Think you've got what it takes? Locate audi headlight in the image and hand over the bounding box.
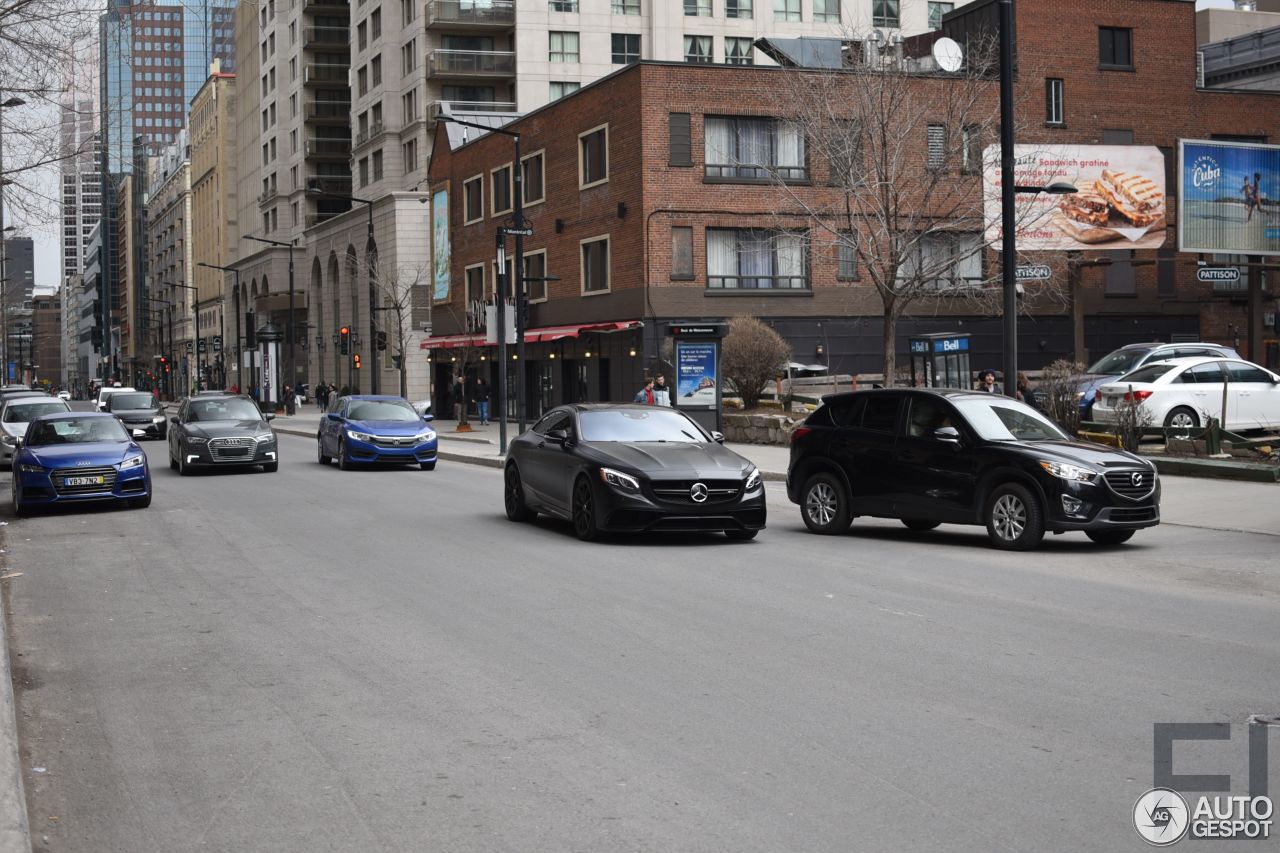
[745,467,761,491]
[254,433,275,443]
[18,464,44,474]
[185,435,208,444]
[599,466,640,492]
[346,429,374,443]
[1039,460,1098,482]
[119,454,146,470]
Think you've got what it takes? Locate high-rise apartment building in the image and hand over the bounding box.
[145,131,194,392]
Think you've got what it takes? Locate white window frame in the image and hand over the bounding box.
[579,234,611,295]
[462,174,484,224]
[578,123,610,189]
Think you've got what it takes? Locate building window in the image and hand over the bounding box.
[684,0,711,15]
[612,33,640,64]
[704,116,806,181]
[463,175,483,223]
[927,1,952,29]
[672,226,694,279]
[521,150,545,205]
[401,39,417,75]
[611,0,640,13]
[465,264,485,307]
[725,0,752,17]
[551,0,577,10]
[774,0,800,22]
[1103,250,1135,295]
[371,56,382,86]
[900,233,983,290]
[725,37,753,64]
[707,229,808,290]
[357,20,367,51]
[581,236,610,293]
[372,148,383,181]
[370,8,381,39]
[491,163,513,215]
[683,35,713,63]
[873,0,898,27]
[1045,78,1064,125]
[813,0,838,22]
[358,65,368,96]
[403,138,417,173]
[579,124,608,187]
[402,89,419,122]
[961,124,981,174]
[359,156,370,187]
[549,31,579,62]
[837,234,858,280]
[402,0,416,23]
[550,81,579,100]
[1099,26,1133,69]
[926,123,946,171]
[524,251,548,302]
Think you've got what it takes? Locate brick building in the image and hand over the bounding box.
[426,0,1280,414]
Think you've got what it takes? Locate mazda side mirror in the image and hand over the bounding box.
[934,426,962,443]
[710,431,725,444]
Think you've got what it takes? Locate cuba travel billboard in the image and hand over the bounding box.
[983,145,1168,251]
[1179,140,1280,257]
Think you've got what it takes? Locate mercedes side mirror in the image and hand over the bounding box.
[546,428,570,446]
[710,431,725,443]
[934,426,962,443]
[263,412,276,421]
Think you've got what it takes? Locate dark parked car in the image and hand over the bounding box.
[104,391,167,440]
[787,389,1160,551]
[11,412,151,515]
[167,394,278,474]
[503,404,766,541]
[317,395,438,470]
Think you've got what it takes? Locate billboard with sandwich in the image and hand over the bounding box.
[1178,139,1280,257]
[983,145,1167,251]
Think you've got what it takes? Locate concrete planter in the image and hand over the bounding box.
[723,412,797,446]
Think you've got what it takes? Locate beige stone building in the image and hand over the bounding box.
[146,131,196,394]
[191,64,238,388]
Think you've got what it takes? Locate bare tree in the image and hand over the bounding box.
[761,38,1064,382]
[1038,359,1085,435]
[372,260,432,399]
[722,315,791,411]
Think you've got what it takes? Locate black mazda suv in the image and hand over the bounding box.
[786,389,1159,550]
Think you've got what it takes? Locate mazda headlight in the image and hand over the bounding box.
[18,463,44,474]
[254,433,275,443]
[185,435,208,444]
[744,467,761,491]
[1039,460,1097,482]
[346,429,374,442]
[599,467,640,492]
[119,454,146,470]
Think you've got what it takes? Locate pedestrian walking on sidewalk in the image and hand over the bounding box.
[654,374,673,407]
[452,376,464,421]
[633,379,656,405]
[474,378,491,425]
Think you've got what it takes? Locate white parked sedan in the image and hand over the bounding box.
[1092,357,1280,433]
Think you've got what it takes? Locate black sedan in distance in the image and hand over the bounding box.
[103,390,167,440]
[504,404,766,541]
[787,388,1159,551]
[167,394,279,474]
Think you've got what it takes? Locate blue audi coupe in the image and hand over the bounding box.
[11,412,152,515]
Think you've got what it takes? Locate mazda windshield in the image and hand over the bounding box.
[953,398,1069,442]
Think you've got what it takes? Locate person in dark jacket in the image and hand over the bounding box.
[474,378,491,425]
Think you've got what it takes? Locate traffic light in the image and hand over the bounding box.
[375,330,387,351]
[352,353,362,370]
[340,326,350,355]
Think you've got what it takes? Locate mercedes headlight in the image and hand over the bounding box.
[1039,460,1097,482]
[119,454,146,470]
[599,466,640,492]
[346,429,374,442]
[254,433,275,443]
[744,467,761,491]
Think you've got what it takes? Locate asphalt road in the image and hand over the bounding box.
[3,432,1278,852]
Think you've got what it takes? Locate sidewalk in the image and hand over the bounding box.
[265,409,1279,536]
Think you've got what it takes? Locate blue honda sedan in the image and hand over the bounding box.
[11,412,151,515]
[317,395,438,470]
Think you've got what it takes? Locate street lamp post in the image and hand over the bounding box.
[142,297,173,398]
[436,108,528,432]
[243,235,296,410]
[198,262,240,390]
[306,187,379,394]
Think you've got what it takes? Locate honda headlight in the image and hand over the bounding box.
[415,430,435,442]
[744,467,761,491]
[346,429,374,442]
[119,454,146,470]
[1039,460,1098,482]
[599,466,640,492]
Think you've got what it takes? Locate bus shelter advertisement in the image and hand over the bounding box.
[983,145,1167,251]
[675,342,717,408]
[1179,139,1280,256]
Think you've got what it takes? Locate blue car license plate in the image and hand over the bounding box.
[64,475,105,486]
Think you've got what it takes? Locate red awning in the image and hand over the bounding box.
[421,320,641,350]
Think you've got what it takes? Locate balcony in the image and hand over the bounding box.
[305,137,352,158]
[426,0,515,28]
[427,49,515,78]
[257,186,279,207]
[302,0,348,11]
[304,63,349,86]
[304,100,352,123]
[428,99,517,119]
[354,120,389,147]
[303,26,350,49]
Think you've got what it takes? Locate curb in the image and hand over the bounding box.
[1149,456,1280,483]
[0,584,32,852]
